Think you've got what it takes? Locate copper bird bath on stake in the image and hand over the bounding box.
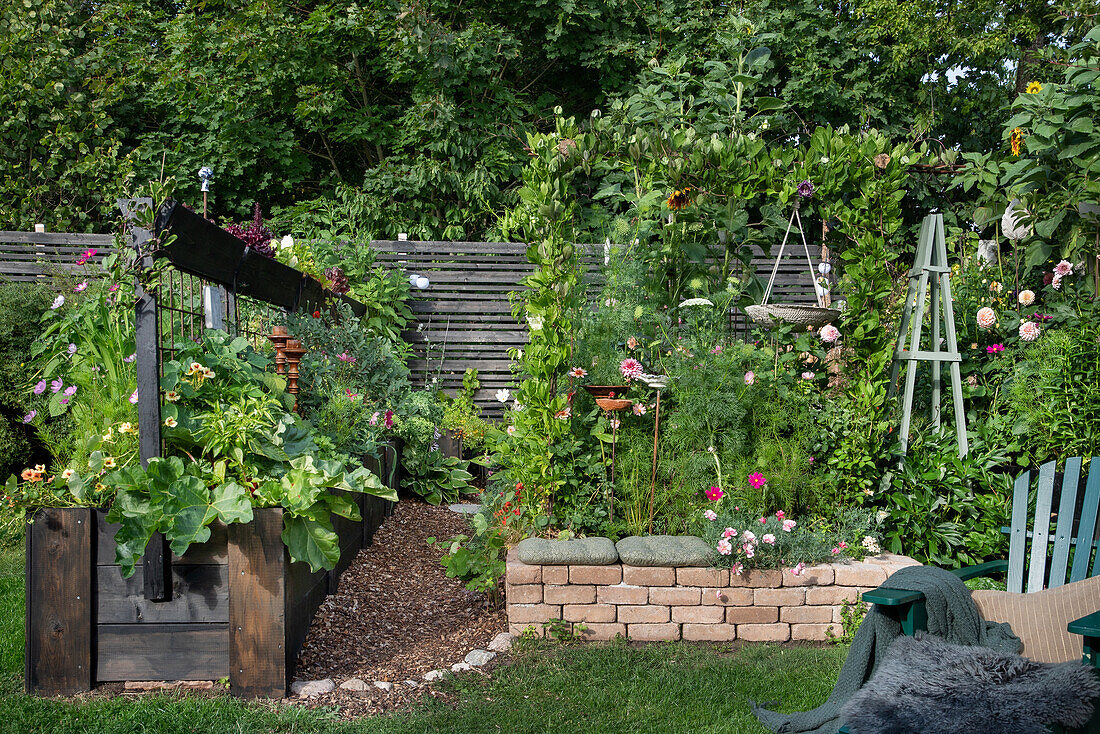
[639,374,669,535]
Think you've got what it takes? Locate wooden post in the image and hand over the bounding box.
[228,509,287,699]
[121,198,171,602]
[25,508,93,695]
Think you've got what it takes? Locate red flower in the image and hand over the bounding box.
[312,310,321,318]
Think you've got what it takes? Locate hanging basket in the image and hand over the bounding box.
[743,304,842,330]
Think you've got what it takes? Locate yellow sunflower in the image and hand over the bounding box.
[1010,127,1024,157]
[1026,81,1043,94]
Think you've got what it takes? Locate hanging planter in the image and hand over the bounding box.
[742,192,841,330]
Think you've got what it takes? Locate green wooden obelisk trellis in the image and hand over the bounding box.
[888,213,968,457]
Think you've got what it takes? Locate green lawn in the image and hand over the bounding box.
[0,547,843,733]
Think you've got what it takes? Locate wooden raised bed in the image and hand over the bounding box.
[26,456,395,699]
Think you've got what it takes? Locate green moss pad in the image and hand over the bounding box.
[516,537,619,565]
[616,535,712,567]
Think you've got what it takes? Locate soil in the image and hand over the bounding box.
[291,499,506,717]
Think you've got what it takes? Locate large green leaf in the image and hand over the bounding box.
[209,481,254,524]
[281,514,340,572]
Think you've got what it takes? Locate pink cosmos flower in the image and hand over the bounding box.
[744,371,755,385]
[51,295,64,310]
[609,418,620,430]
[60,398,69,405]
[1054,260,1073,278]
[620,358,643,380]
[632,402,646,416]
[705,486,724,501]
[775,510,785,520]
[717,539,733,555]
[748,472,767,489]
[722,527,736,539]
[63,385,77,397]
[506,425,516,435]
[109,283,119,292]
[1019,321,1041,342]
[801,371,815,380]
[50,379,63,393]
[74,282,88,293]
[782,519,797,532]
[711,345,723,355]
[762,533,776,545]
[129,389,139,404]
[703,509,717,521]
[790,562,806,576]
[569,367,587,378]
[986,344,1005,354]
[743,544,755,558]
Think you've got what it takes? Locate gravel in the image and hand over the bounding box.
[292,500,506,717]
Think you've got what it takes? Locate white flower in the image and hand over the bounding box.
[527,314,544,331]
[876,509,889,522]
[774,159,783,167]
[747,132,757,141]
[861,536,881,555]
[1018,290,1035,306]
[819,324,841,343]
[820,156,829,164]
[513,400,525,411]
[1019,321,1041,342]
[51,295,65,310]
[976,307,996,329]
[760,119,770,130]
[678,298,713,308]
[703,509,717,521]
[280,234,294,249]
[1054,260,1073,278]
[495,389,511,404]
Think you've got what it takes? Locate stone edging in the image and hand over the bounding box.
[505,550,921,642]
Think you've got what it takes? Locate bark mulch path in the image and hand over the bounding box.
[292,499,506,717]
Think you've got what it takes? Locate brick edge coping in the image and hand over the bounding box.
[505,550,921,642]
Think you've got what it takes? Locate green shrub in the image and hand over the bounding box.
[0,282,53,478]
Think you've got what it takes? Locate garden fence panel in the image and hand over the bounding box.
[0,231,116,281]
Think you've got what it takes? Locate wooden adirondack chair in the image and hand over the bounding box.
[838,457,1100,734]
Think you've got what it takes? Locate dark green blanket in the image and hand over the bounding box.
[750,565,1021,734]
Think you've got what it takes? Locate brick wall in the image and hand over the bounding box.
[506,551,920,642]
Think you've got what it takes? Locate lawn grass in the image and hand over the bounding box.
[0,546,844,733]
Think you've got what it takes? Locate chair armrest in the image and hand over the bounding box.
[1068,610,1100,669]
[951,559,1008,581]
[861,587,927,635]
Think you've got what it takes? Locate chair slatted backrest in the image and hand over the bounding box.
[1007,458,1100,594]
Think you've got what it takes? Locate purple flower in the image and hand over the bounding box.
[129,389,139,404]
[51,295,65,310]
[64,385,77,397]
[32,380,47,395]
[123,353,136,363]
[797,179,815,199]
[67,343,77,355]
[22,411,36,424]
[50,378,63,393]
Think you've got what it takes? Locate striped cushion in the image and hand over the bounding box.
[972,575,1100,663]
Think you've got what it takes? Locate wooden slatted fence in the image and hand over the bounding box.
[0,231,116,281]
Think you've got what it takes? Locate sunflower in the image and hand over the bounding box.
[1026,81,1043,94]
[667,187,692,211]
[1010,127,1024,157]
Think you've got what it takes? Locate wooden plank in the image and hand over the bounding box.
[96,624,228,681]
[283,561,327,674]
[25,508,93,695]
[1007,469,1031,593]
[0,231,114,245]
[1049,457,1083,588]
[229,508,287,699]
[1074,459,1100,582]
[97,564,228,623]
[1027,461,1057,593]
[97,512,228,565]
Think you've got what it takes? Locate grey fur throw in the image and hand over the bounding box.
[840,633,1100,734]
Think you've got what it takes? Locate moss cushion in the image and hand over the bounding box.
[515,536,619,565]
[616,535,712,567]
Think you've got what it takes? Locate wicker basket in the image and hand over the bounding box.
[743,304,841,329]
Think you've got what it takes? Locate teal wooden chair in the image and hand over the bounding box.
[839,457,1100,734]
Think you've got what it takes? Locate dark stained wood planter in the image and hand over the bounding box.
[25,456,396,699]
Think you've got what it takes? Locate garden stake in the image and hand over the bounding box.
[647,388,661,535]
[610,415,617,523]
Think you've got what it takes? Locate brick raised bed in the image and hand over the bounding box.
[506,550,920,642]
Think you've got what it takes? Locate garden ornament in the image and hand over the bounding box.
[1002,199,1032,241]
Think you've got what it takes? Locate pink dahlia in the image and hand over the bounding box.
[620,358,643,380]
[976,307,996,329]
[1054,260,1073,278]
[1019,321,1041,342]
[819,324,840,343]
